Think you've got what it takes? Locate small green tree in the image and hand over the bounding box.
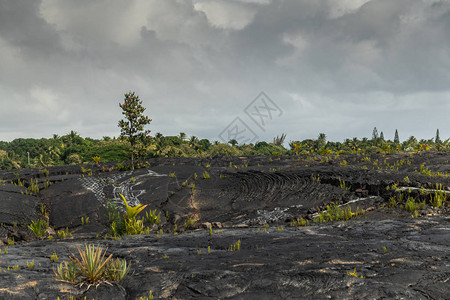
[189,136,199,148]
[118,92,151,170]
[435,129,441,144]
[394,129,400,144]
[372,127,379,140]
[178,132,187,141]
[228,139,238,147]
[316,133,326,150]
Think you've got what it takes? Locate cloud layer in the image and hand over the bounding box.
[1,0,450,143]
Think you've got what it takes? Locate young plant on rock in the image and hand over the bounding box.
[121,194,147,219]
[54,261,79,283]
[120,193,148,235]
[27,260,35,269]
[57,227,72,239]
[430,184,446,207]
[28,219,48,238]
[145,209,161,225]
[50,253,59,262]
[184,216,197,229]
[347,268,364,278]
[139,291,154,300]
[313,203,364,223]
[338,178,351,190]
[92,155,101,166]
[28,178,39,194]
[404,196,424,213]
[228,240,241,252]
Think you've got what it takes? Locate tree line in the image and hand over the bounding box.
[0,92,447,170]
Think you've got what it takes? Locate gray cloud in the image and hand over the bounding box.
[1,0,449,143]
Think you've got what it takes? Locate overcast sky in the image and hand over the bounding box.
[1,0,450,144]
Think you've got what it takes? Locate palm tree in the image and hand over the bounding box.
[189,136,199,148]
[228,139,238,146]
[317,133,326,150]
[273,133,286,146]
[154,132,164,141]
[178,132,187,141]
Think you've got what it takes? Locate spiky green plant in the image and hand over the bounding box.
[106,257,130,282]
[54,261,79,282]
[69,244,114,284]
[54,244,129,284]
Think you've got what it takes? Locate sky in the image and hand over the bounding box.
[1,0,450,144]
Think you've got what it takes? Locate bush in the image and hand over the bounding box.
[208,144,243,156]
[0,156,13,170]
[253,142,287,156]
[67,154,82,165]
[85,144,129,162]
